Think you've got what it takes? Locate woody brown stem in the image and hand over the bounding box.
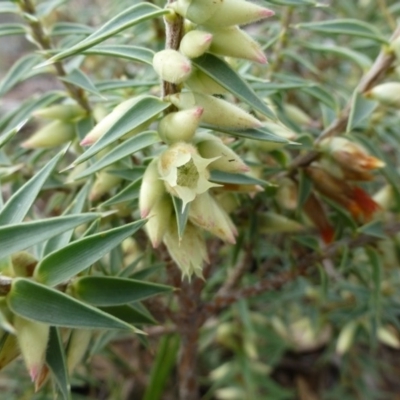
[18,0,91,113]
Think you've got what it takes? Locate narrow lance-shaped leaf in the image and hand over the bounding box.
[0,54,43,97]
[347,92,378,132]
[0,214,99,259]
[172,196,189,239]
[43,3,168,64]
[0,23,26,37]
[74,131,159,179]
[209,170,270,186]
[59,68,104,98]
[296,19,388,43]
[42,182,91,256]
[0,146,68,226]
[34,219,147,286]
[72,276,172,306]
[46,327,71,400]
[83,45,154,65]
[72,96,169,165]
[101,178,142,207]
[192,53,275,119]
[8,278,143,332]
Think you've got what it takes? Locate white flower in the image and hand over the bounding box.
[158,142,220,210]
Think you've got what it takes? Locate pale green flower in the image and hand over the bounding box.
[158,142,220,210]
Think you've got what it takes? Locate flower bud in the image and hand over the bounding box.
[283,103,312,126]
[158,142,220,211]
[139,158,167,218]
[21,120,75,149]
[377,326,400,349]
[167,91,262,130]
[172,0,274,27]
[179,30,213,59]
[258,212,304,233]
[336,321,357,355]
[305,166,380,221]
[208,26,266,64]
[66,329,92,374]
[158,107,203,143]
[303,192,334,244]
[276,179,297,210]
[14,316,49,381]
[319,137,385,175]
[11,251,37,277]
[146,195,173,248]
[366,82,400,107]
[153,49,192,84]
[185,69,228,95]
[163,221,208,279]
[89,170,122,201]
[373,184,394,210]
[33,103,86,121]
[195,132,249,173]
[80,97,142,146]
[189,192,237,243]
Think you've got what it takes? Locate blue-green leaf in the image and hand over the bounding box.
[84,45,154,65]
[34,219,147,286]
[192,53,275,119]
[43,3,168,63]
[8,278,141,331]
[0,214,99,259]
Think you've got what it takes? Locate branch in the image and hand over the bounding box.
[285,26,400,173]
[201,220,400,320]
[19,0,91,113]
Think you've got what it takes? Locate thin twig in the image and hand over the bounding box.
[18,0,91,113]
[283,26,400,175]
[201,220,400,320]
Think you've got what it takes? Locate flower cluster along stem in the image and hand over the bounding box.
[18,0,91,113]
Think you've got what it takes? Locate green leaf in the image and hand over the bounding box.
[72,96,169,165]
[42,183,90,256]
[46,327,70,400]
[96,79,158,92]
[0,119,28,149]
[0,3,19,14]
[204,125,290,144]
[84,45,154,65]
[1,91,65,135]
[100,304,156,325]
[60,68,103,98]
[0,146,67,225]
[101,178,142,206]
[209,170,270,186]
[72,276,171,306]
[0,54,43,97]
[143,335,180,400]
[0,23,25,37]
[44,3,168,63]
[74,131,159,179]
[0,214,99,259]
[192,53,275,119]
[358,220,387,239]
[34,219,147,286]
[304,42,372,70]
[8,278,141,331]
[51,22,93,36]
[172,196,189,239]
[347,92,378,132]
[296,19,388,43]
[297,169,313,211]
